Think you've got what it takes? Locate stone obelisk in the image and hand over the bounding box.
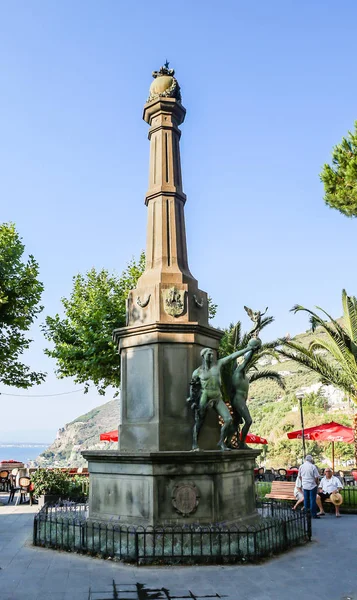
[113,64,222,452]
[83,66,259,527]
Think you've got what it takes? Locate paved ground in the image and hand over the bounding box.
[0,495,356,600]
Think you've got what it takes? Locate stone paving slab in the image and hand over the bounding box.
[1,496,357,600]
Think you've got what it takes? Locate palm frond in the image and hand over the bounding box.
[313,305,351,345]
[292,301,357,362]
[342,289,351,338]
[240,332,252,349]
[309,315,320,332]
[290,304,305,314]
[308,338,356,379]
[218,313,280,403]
[279,343,357,399]
[233,321,241,351]
[259,338,281,351]
[248,369,285,389]
[259,315,274,330]
[343,289,357,346]
[292,303,342,338]
[314,312,357,365]
[283,292,357,428]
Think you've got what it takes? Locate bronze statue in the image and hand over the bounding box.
[227,337,262,448]
[187,339,260,451]
[244,306,268,338]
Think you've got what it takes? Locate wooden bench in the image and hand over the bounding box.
[265,481,296,501]
[265,481,334,504]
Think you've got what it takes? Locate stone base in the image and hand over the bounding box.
[82,449,260,527]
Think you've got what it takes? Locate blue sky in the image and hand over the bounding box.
[1,0,356,442]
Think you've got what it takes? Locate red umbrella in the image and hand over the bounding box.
[244,433,268,445]
[100,430,118,442]
[100,429,268,445]
[287,421,353,470]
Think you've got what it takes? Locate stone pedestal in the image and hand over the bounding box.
[82,449,260,527]
[114,322,223,452]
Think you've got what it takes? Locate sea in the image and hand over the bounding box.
[0,444,49,465]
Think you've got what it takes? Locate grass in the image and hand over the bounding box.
[255,482,272,500]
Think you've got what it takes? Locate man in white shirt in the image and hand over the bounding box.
[316,468,343,517]
[298,454,320,519]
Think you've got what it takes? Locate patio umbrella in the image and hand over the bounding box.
[99,430,118,442]
[99,429,268,445]
[244,433,268,444]
[286,421,353,471]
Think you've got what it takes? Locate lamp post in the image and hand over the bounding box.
[296,391,306,460]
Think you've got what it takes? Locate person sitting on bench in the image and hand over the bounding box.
[316,468,343,517]
[292,474,304,511]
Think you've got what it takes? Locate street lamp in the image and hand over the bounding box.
[296,391,306,460]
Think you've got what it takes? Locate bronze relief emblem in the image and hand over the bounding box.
[162,287,185,317]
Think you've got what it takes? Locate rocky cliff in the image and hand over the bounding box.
[36,399,119,468]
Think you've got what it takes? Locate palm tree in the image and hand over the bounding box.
[278,289,357,463]
[218,315,285,446]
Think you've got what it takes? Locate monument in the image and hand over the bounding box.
[83,64,260,527]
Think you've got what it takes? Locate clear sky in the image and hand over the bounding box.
[1,0,356,443]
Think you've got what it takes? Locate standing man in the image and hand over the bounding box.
[316,468,343,517]
[298,454,320,519]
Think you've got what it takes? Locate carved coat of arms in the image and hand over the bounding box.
[172,482,200,516]
[162,287,185,317]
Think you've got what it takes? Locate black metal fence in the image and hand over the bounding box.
[33,501,311,565]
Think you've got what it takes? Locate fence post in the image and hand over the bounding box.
[135,531,139,565]
[281,520,287,550]
[33,516,38,546]
[253,530,257,561]
[81,522,85,550]
[306,512,312,541]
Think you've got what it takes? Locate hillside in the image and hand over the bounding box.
[37,323,355,469]
[36,400,119,468]
[248,323,354,466]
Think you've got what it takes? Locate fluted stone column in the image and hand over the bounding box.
[114,66,223,452]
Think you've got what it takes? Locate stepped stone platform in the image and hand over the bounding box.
[82,448,260,526]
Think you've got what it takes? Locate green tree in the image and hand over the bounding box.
[43,252,146,396]
[320,121,357,217]
[43,253,217,395]
[278,290,357,462]
[0,223,45,387]
[218,316,285,446]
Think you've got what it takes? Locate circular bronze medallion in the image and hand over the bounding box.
[172,482,199,517]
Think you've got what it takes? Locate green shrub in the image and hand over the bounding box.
[31,469,88,500]
[31,469,71,496]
